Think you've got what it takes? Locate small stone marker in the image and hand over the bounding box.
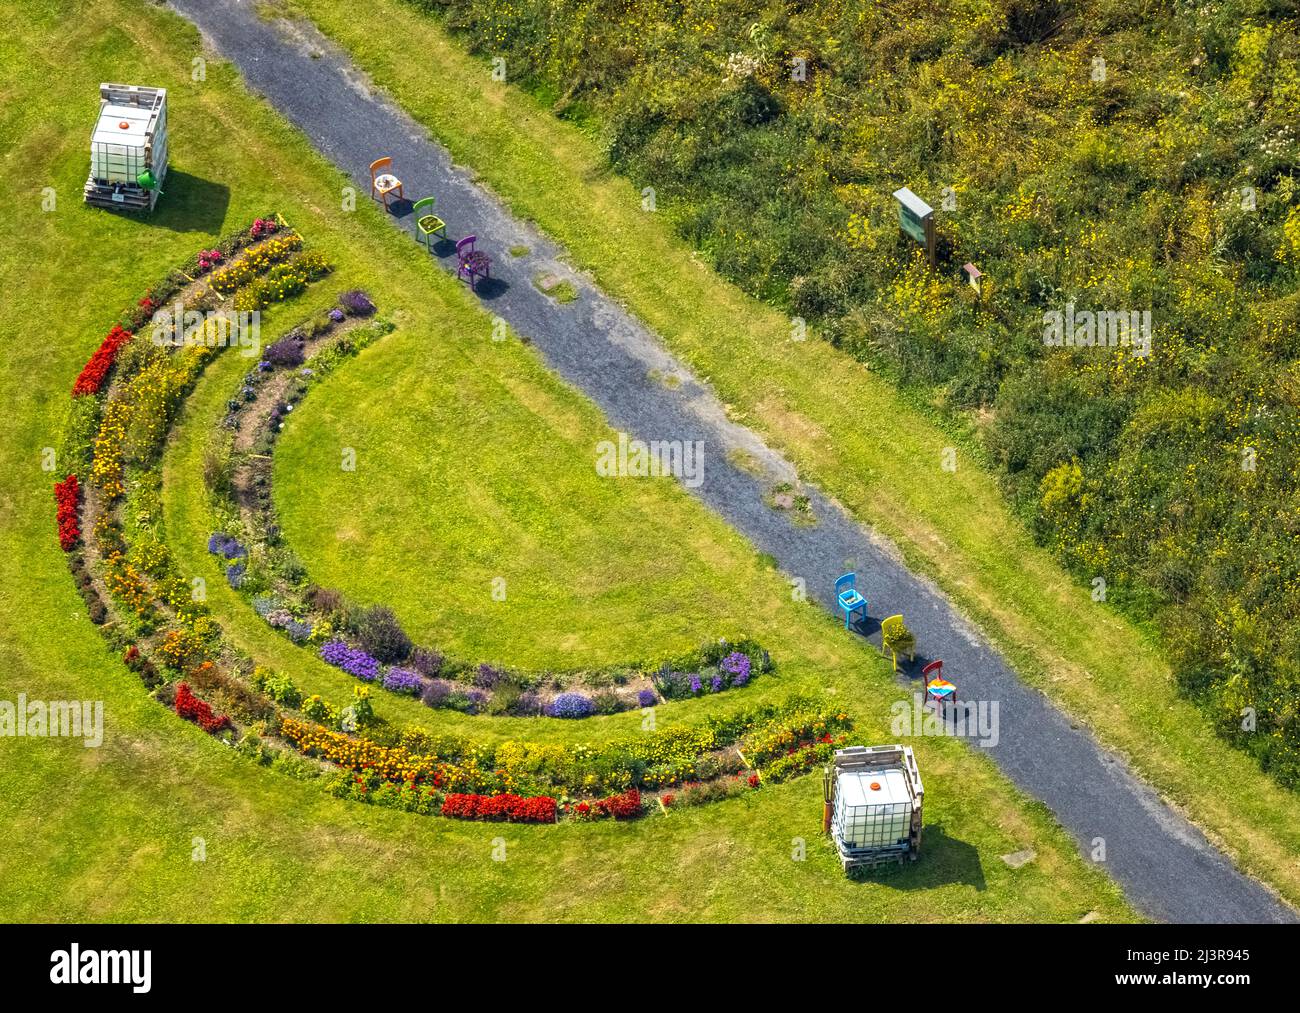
[1000,848,1037,869]
[536,272,564,293]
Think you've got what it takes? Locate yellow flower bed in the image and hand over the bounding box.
[104,551,152,617]
[210,233,303,295]
[281,716,441,784]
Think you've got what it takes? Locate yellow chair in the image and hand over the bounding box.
[880,615,916,671]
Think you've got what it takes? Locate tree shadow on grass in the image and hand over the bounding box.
[86,169,231,234]
[839,822,986,892]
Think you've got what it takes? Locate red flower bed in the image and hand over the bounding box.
[71,325,133,397]
[440,793,557,823]
[594,788,643,820]
[174,681,230,734]
[53,474,80,550]
[250,217,280,239]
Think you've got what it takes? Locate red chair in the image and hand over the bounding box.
[922,660,956,708]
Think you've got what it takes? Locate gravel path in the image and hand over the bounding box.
[169,0,1294,923]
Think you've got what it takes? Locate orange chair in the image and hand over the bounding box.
[369,157,404,209]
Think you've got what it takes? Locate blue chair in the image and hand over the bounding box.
[835,573,868,630]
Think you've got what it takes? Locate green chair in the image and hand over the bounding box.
[412,197,447,249]
[880,614,916,672]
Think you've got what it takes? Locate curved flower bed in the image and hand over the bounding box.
[202,324,773,718]
[279,695,848,810]
[71,324,133,397]
[174,681,230,734]
[441,793,558,823]
[54,474,81,550]
[54,221,855,828]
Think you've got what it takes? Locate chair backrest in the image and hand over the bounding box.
[881,614,906,641]
[369,157,392,178]
[412,197,435,213]
[921,660,943,678]
[456,235,476,255]
[834,573,856,596]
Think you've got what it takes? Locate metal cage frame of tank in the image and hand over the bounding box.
[823,744,924,872]
[84,83,168,212]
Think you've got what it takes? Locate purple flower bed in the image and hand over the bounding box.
[383,667,424,695]
[637,688,658,707]
[319,639,381,681]
[653,651,757,701]
[410,647,444,678]
[339,289,376,317]
[421,679,452,708]
[474,663,505,690]
[264,336,305,368]
[208,532,247,559]
[720,651,751,686]
[546,692,596,719]
[515,690,544,716]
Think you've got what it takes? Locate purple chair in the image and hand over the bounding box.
[456,235,491,291]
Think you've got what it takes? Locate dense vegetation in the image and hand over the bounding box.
[411,0,1300,785]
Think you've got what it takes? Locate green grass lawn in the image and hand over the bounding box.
[0,0,1135,921]
[269,301,793,671]
[283,0,1300,907]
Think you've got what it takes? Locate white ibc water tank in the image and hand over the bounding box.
[833,768,913,848]
[88,85,167,185]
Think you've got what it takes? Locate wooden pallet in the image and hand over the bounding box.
[100,82,165,110]
[83,176,158,211]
